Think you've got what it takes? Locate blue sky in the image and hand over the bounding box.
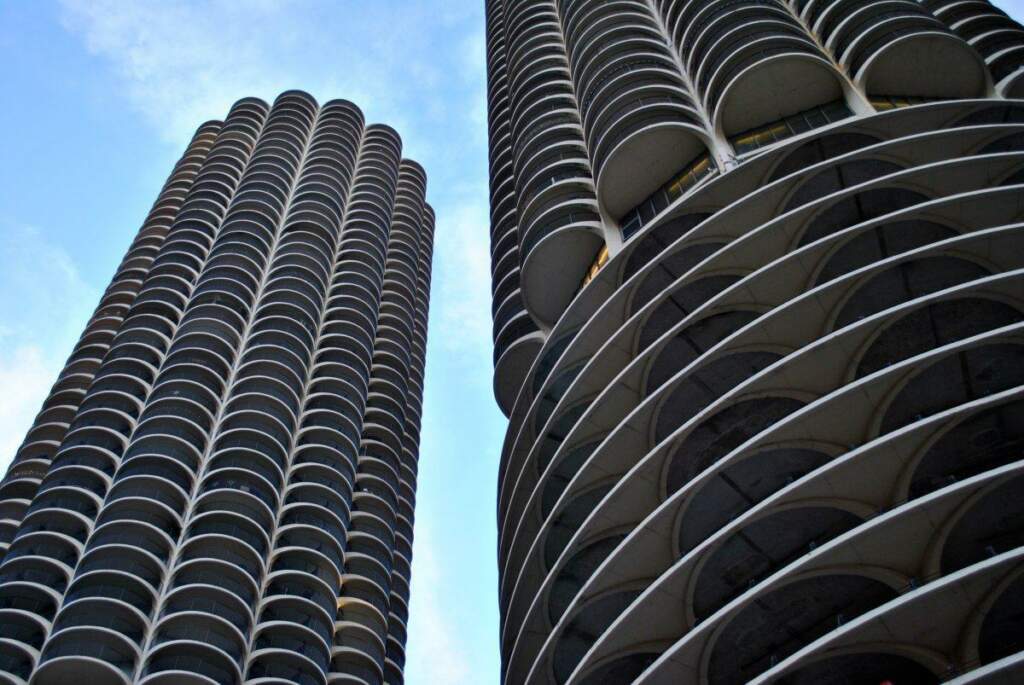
[6,1,1024,683]
[0,1,500,682]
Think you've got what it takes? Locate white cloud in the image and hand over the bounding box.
[0,347,59,462]
[57,0,467,157]
[433,196,494,357]
[405,517,472,683]
[0,223,97,474]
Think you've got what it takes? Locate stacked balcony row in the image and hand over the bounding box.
[502,0,604,334]
[488,0,546,416]
[385,201,434,685]
[0,121,222,562]
[0,91,434,685]
[0,92,272,685]
[485,0,1024,418]
[339,160,432,685]
[494,99,1024,683]
[924,0,1024,96]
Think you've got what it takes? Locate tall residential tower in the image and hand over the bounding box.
[0,91,433,685]
[487,0,1024,683]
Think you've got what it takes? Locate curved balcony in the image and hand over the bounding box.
[495,327,547,417]
[255,599,333,661]
[170,558,258,606]
[558,0,706,218]
[638,546,1024,683]
[77,543,163,590]
[711,48,845,138]
[485,94,1024,679]
[177,534,264,583]
[140,640,234,685]
[823,1,988,97]
[53,597,146,644]
[329,644,382,685]
[519,200,603,329]
[925,0,1024,96]
[501,181,1024,651]
[34,626,136,685]
[497,101,1012,516]
[248,644,327,685]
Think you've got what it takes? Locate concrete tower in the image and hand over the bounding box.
[0,91,433,685]
[487,0,1024,682]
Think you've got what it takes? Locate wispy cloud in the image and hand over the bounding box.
[0,223,98,471]
[58,0,473,157]
[435,195,494,358]
[406,517,473,683]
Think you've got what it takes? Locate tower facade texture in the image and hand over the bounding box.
[0,91,434,685]
[487,0,1024,683]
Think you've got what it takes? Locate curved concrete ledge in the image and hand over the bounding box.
[499,215,1024,679]
[857,32,989,98]
[1000,70,1024,99]
[714,53,844,137]
[947,650,1024,684]
[497,100,1016,514]
[560,407,1024,683]
[596,122,708,220]
[33,655,132,685]
[521,224,605,330]
[490,71,1024,678]
[736,550,1024,685]
[500,164,1024,595]
[514,275,1024,683]
[495,331,546,417]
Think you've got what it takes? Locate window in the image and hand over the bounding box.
[729,99,853,155]
[870,95,940,111]
[620,152,715,240]
[579,245,609,291]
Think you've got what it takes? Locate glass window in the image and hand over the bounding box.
[728,99,854,156]
[619,152,716,240]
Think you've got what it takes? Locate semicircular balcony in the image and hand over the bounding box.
[177,534,264,585]
[329,644,383,685]
[34,626,136,685]
[924,0,1024,96]
[495,312,546,417]
[139,640,235,685]
[518,190,603,330]
[823,0,988,97]
[52,596,146,647]
[563,2,708,223]
[707,36,844,139]
[499,158,1019,589]
[0,629,38,684]
[491,106,1024,671]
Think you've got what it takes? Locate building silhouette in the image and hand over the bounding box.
[487,0,1024,683]
[0,91,433,685]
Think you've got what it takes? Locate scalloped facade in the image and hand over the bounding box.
[487,1,1024,683]
[0,91,434,685]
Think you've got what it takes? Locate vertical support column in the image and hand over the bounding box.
[229,98,368,685]
[270,124,402,685]
[113,90,322,683]
[487,0,546,416]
